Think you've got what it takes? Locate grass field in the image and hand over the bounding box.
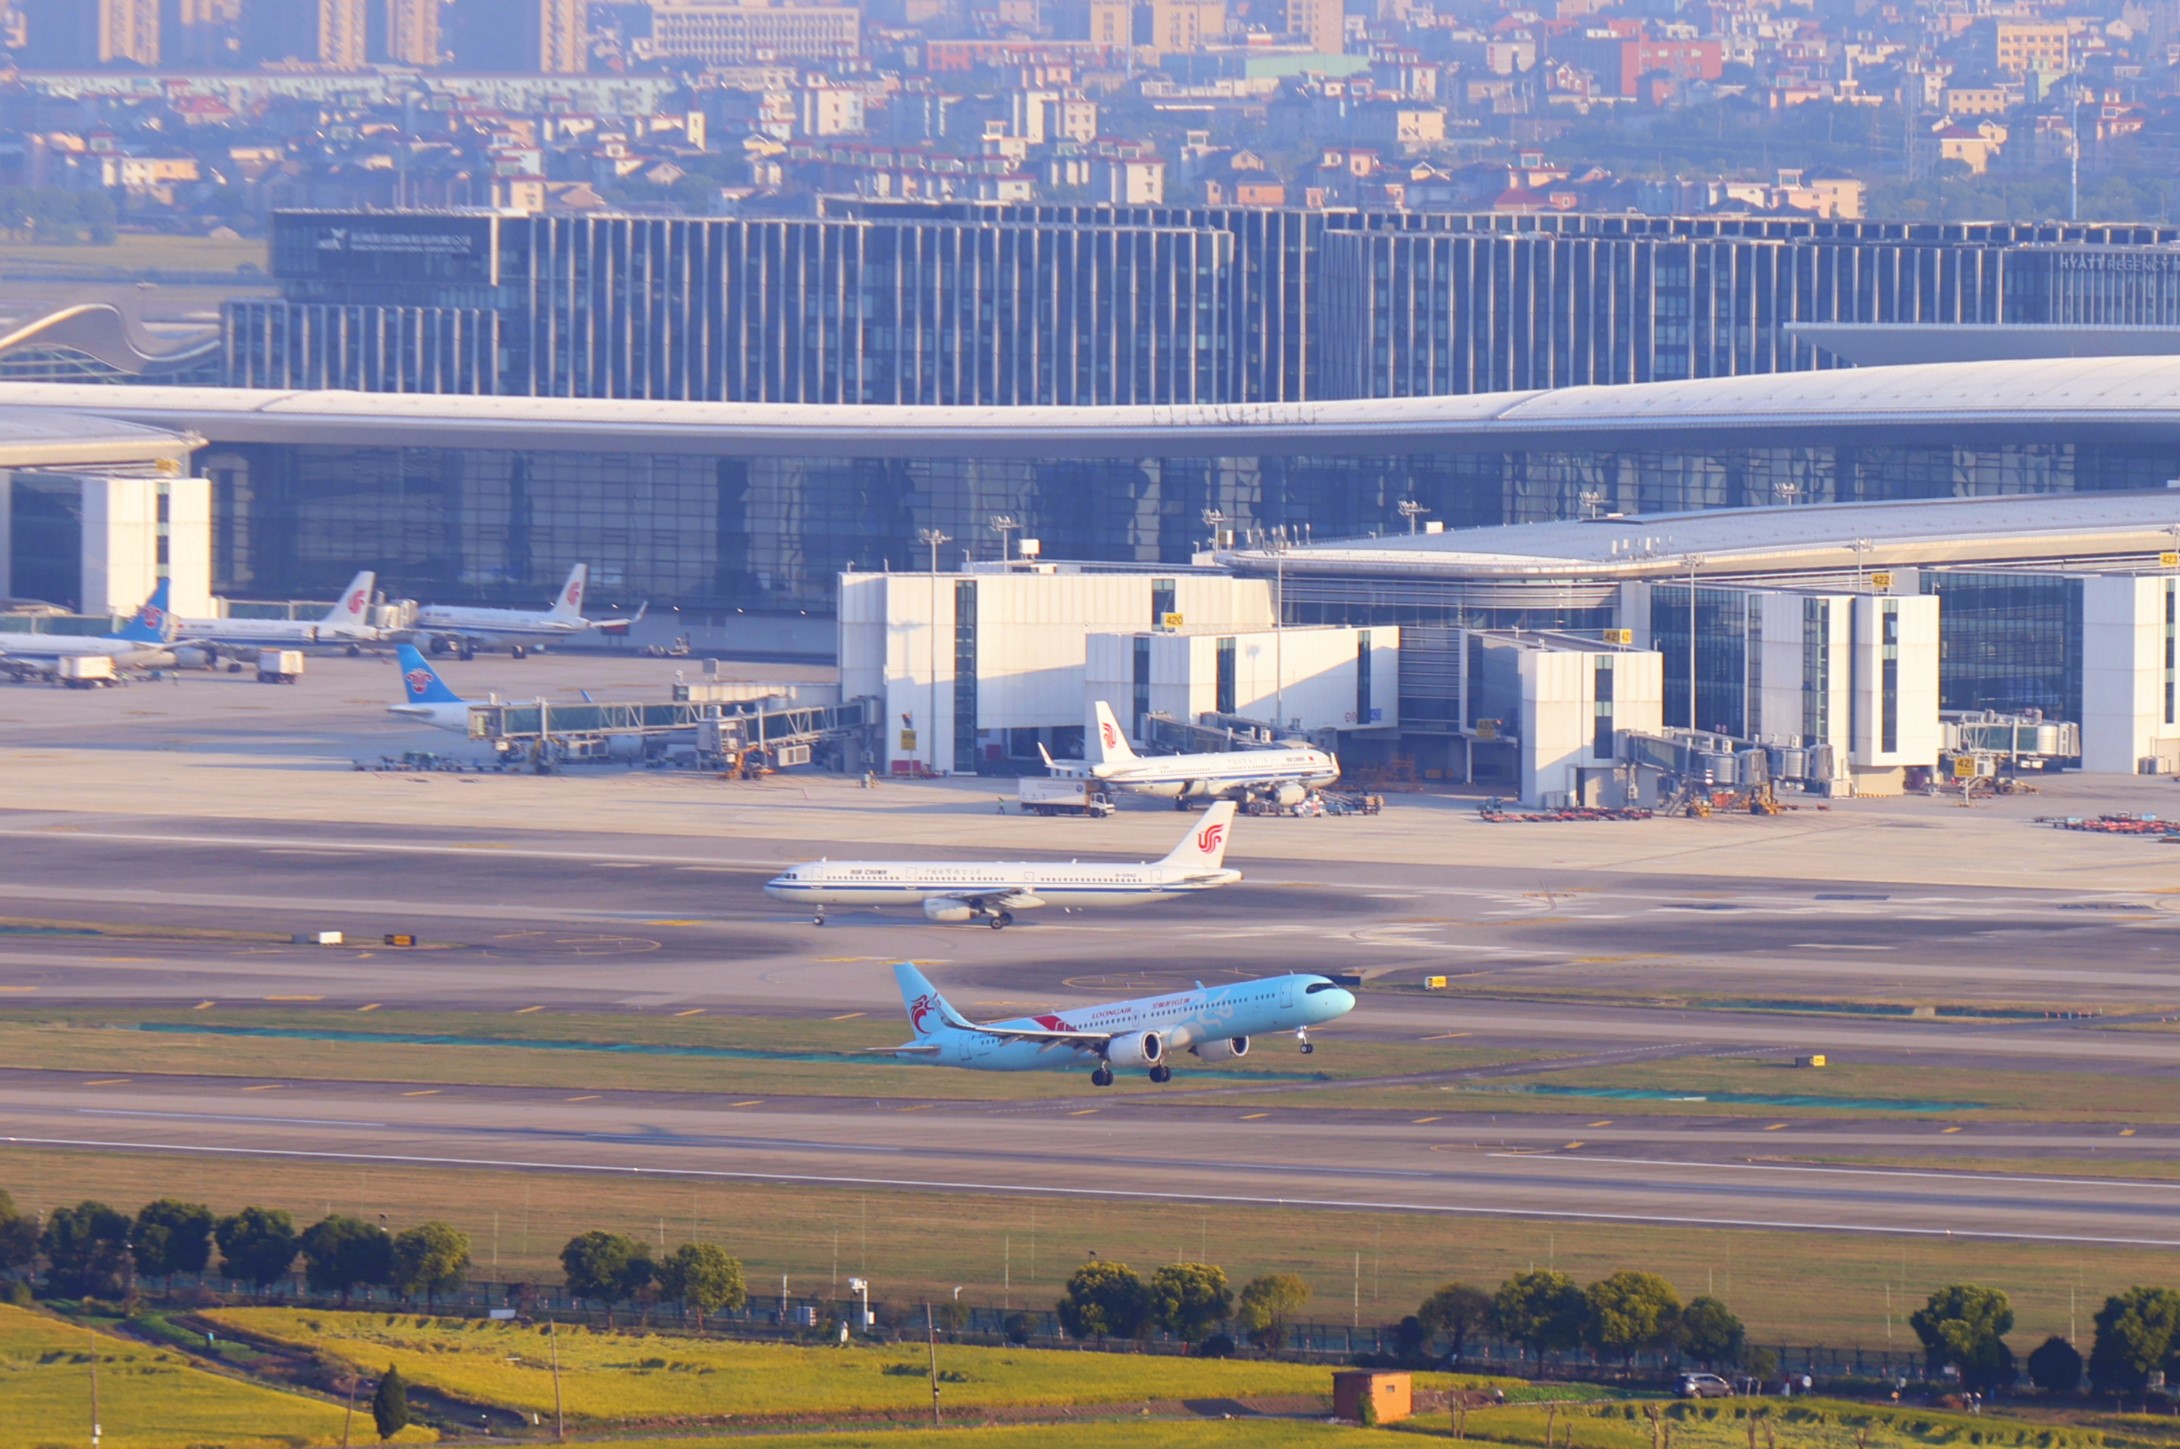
[0,233,266,275]
[0,1304,430,1449]
[4,1143,2170,1347]
[1387,1399,2144,1449]
[581,1428,1413,1449]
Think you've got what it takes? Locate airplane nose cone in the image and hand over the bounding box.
[1324,988,1358,1018]
[763,875,794,898]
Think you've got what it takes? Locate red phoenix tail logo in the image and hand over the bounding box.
[1196,821,1226,854]
[909,992,939,1034]
[404,668,433,696]
[347,589,367,614]
[1101,721,1118,747]
[566,582,583,607]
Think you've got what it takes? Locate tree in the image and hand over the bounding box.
[1417,1282,1493,1362]
[1585,1271,1683,1367]
[1057,1259,1151,1341]
[2025,1336,2083,1396]
[132,1200,214,1282]
[1492,1269,1589,1361]
[1679,1296,1747,1368]
[1149,1262,1233,1345]
[41,1200,132,1298]
[0,1190,39,1275]
[1235,1273,1311,1351]
[391,1222,470,1308]
[300,1216,395,1305]
[1909,1284,2016,1392]
[215,1207,299,1293]
[560,1231,651,1325]
[656,1243,747,1330]
[371,1365,410,1440]
[2089,1287,2180,1397]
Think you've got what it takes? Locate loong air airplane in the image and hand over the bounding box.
[877,961,1356,1086]
[409,564,643,659]
[766,801,1242,929]
[387,643,475,732]
[175,570,383,656]
[0,580,174,675]
[1049,701,1340,810]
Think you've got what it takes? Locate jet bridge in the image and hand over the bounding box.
[467,693,879,767]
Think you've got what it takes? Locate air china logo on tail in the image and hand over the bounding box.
[404,668,434,697]
[909,992,940,1035]
[346,589,368,615]
[1196,821,1226,854]
[565,582,583,607]
[1100,721,1118,748]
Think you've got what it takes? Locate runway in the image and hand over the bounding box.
[4,1069,2177,1245]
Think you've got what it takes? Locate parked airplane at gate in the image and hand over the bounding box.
[175,570,383,656]
[388,643,475,732]
[0,580,174,675]
[1054,701,1340,810]
[766,800,1241,928]
[877,961,1356,1086]
[409,564,642,658]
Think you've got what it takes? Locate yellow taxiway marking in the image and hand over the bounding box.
[673,1008,706,1018]
[241,1084,284,1092]
[357,1003,381,1012]
[728,1100,763,1108]
[647,920,703,926]
[401,1089,441,1098]
[2121,1127,2138,1137]
[1420,1032,1471,1041]
[99,957,156,964]
[0,985,37,994]
[1941,1126,1963,1134]
[515,1005,545,1015]
[1411,1116,1441,1124]
[899,1104,934,1112]
[84,1078,131,1087]
[192,1000,215,1010]
[565,1094,599,1102]
[1563,1141,1585,1150]
[264,995,323,1002]
[1240,1112,1270,1121]
[1763,1123,1790,1132]
[829,1012,867,1021]
[1588,1120,1614,1128]
[1068,1108,1100,1117]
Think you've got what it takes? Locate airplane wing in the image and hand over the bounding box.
[931,890,1047,913]
[594,601,649,635]
[851,1044,945,1056]
[924,996,1110,1048]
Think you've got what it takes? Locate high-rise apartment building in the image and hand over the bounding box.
[102,0,162,64]
[378,0,442,64]
[1144,0,1222,55]
[1284,0,1340,53]
[19,0,159,65]
[645,0,858,63]
[538,0,586,71]
[318,0,367,66]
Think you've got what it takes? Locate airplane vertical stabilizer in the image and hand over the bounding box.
[1160,800,1238,870]
[322,571,377,631]
[395,644,466,706]
[111,579,172,643]
[893,962,960,1038]
[548,563,589,619]
[1089,701,1138,766]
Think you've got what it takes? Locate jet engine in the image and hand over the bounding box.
[1190,1036,1251,1062]
[922,900,976,923]
[1272,782,1309,807]
[1104,1031,1164,1069]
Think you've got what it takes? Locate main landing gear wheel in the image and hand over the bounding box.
[1148,1064,1173,1084]
[813,913,826,927]
[989,911,1014,930]
[512,645,528,660]
[1091,1064,1114,1087]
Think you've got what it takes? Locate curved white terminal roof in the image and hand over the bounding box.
[2,354,2180,458]
[0,405,200,469]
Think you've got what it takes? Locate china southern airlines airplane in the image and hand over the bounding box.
[387,644,475,732]
[0,580,174,675]
[1057,701,1340,810]
[176,570,383,656]
[410,564,643,658]
[878,961,1356,1086]
[766,801,1241,928]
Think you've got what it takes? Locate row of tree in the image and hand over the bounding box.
[1906,1283,2180,1400]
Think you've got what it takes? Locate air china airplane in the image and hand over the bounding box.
[766,801,1241,928]
[879,961,1356,1086]
[0,580,174,675]
[1055,701,1341,810]
[176,570,382,656]
[387,644,475,732]
[409,564,643,659]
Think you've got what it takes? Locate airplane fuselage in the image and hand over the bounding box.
[411,607,592,646]
[766,860,1241,912]
[0,636,172,668]
[908,974,1354,1072]
[1092,747,1339,800]
[178,619,380,649]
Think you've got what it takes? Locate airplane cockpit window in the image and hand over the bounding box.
[1305,981,1342,994]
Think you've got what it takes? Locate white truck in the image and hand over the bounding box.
[255,648,305,684]
[1017,776,1116,817]
[56,655,117,688]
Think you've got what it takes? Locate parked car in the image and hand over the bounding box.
[1677,1373,1735,1399]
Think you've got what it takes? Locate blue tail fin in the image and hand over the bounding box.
[395,644,466,706]
[110,579,171,643]
[894,962,962,1039]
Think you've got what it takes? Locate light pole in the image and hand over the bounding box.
[1200,506,1226,551]
[1398,498,1429,534]
[1851,537,1874,591]
[1269,527,1291,733]
[1682,553,1706,733]
[849,1276,872,1331]
[1774,481,1799,507]
[917,529,950,775]
[988,514,1019,563]
[1579,489,1605,520]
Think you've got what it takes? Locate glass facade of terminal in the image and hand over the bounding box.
[223,210,2180,406]
[1919,571,2085,723]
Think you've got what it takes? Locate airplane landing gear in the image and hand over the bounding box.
[1148,1063,1173,1084]
[1297,1027,1315,1056]
[989,911,1014,930]
[812,908,827,927]
[511,645,528,660]
[1091,1064,1114,1087]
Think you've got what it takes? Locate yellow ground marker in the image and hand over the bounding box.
[1411,1116,1441,1124]
[647,920,703,927]
[565,1094,599,1102]
[356,1003,381,1012]
[1563,1141,1585,1150]
[401,1089,440,1098]
[0,985,35,993]
[673,1008,706,1018]
[84,1078,130,1087]
[2120,1127,2137,1137]
[728,1099,763,1108]
[1588,1120,1614,1128]
[1069,1108,1099,1116]
[264,995,323,1002]
[192,1000,215,1010]
[899,1104,933,1112]
[829,1012,867,1021]
[1420,1032,1471,1041]
[241,1084,284,1092]
[515,1005,545,1014]
[1941,1126,1963,1134]
[1240,1112,1270,1121]
[1763,1123,1790,1131]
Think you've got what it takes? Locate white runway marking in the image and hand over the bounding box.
[1490,1152,2180,1193]
[77,1109,392,1129]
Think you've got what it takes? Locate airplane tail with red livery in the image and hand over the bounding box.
[1089,700,1139,767]
[548,563,589,620]
[893,962,966,1039]
[1160,799,1237,871]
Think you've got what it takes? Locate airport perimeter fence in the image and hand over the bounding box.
[100,1275,1934,1386]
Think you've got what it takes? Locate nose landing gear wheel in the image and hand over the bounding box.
[813,913,826,927]
[1148,1064,1172,1083]
[1091,1064,1114,1087]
